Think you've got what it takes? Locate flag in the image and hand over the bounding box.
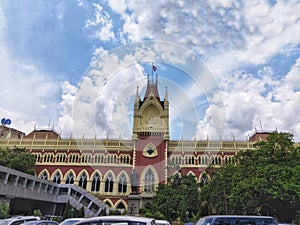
[152,64,157,71]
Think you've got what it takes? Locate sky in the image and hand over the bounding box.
[0,0,300,141]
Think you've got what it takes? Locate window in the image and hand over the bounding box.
[40,171,48,180]
[53,172,61,184]
[215,219,231,225]
[78,172,87,189]
[94,154,104,164]
[43,153,54,163]
[144,168,155,192]
[69,153,79,163]
[82,154,92,163]
[66,172,75,184]
[105,172,114,192]
[91,172,101,192]
[118,172,127,193]
[56,153,66,163]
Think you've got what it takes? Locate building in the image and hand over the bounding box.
[0,75,274,212]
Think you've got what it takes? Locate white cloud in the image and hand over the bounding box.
[0,5,60,135]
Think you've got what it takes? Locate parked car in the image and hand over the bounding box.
[72,216,155,225]
[22,220,59,225]
[59,218,85,225]
[155,220,170,225]
[195,215,278,225]
[0,216,40,225]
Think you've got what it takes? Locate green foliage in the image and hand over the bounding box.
[0,147,36,175]
[200,132,300,223]
[146,174,201,223]
[0,201,10,219]
[33,209,42,217]
[78,206,85,217]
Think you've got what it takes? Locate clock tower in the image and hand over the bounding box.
[132,73,169,194]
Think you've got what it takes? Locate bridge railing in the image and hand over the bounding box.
[0,165,106,217]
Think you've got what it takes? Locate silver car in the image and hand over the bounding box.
[72,216,155,225]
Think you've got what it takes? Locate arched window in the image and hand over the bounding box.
[105,172,114,192]
[78,172,87,189]
[144,168,155,193]
[66,172,75,184]
[118,172,127,193]
[91,172,101,192]
[53,172,61,184]
[40,171,48,180]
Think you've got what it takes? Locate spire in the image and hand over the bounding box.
[135,86,140,102]
[165,86,168,101]
[144,74,160,100]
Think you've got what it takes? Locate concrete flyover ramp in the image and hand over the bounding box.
[0,165,107,217]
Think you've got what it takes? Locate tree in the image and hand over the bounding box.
[146,174,201,223]
[0,201,9,219]
[0,147,36,175]
[200,132,300,222]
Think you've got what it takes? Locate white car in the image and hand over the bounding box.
[59,218,85,225]
[0,216,40,225]
[72,216,155,225]
[155,220,170,225]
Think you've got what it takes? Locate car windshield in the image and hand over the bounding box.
[0,219,13,225]
[22,221,40,225]
[196,218,213,225]
[60,220,84,225]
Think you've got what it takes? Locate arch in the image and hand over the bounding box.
[103,199,113,208]
[184,155,195,165]
[186,171,196,177]
[104,170,115,193]
[56,153,67,163]
[38,169,49,180]
[32,153,42,163]
[119,154,130,164]
[115,199,127,210]
[199,171,211,186]
[91,171,101,192]
[51,169,63,184]
[143,143,158,157]
[117,171,129,193]
[94,153,105,164]
[139,100,164,116]
[77,170,89,189]
[64,169,76,184]
[81,153,92,163]
[141,166,158,193]
[43,153,54,163]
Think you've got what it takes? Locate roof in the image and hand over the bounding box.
[25,129,61,139]
[81,216,155,223]
[249,131,272,142]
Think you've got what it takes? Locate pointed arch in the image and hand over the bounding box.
[91,171,102,192]
[51,169,63,184]
[199,171,211,186]
[115,199,127,210]
[103,199,113,208]
[143,143,158,157]
[117,171,129,193]
[104,170,115,193]
[77,170,89,189]
[64,169,76,184]
[141,166,158,193]
[38,169,49,180]
[186,171,196,178]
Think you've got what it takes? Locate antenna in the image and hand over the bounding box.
[259,120,263,131]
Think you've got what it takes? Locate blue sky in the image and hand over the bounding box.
[0,0,300,141]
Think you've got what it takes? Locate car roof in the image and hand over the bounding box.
[79,216,154,223]
[200,215,276,219]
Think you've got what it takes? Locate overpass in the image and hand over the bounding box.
[0,165,107,217]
